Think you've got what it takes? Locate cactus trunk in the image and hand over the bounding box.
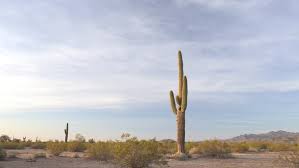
[169,50,188,156]
[64,123,69,143]
[176,110,185,153]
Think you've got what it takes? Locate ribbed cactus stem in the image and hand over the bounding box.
[181,76,188,111]
[169,91,177,114]
[178,51,183,101]
[168,50,188,157]
[64,123,69,143]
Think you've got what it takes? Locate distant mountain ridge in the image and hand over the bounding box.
[228,130,299,142]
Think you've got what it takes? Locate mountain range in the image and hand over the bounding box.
[228,130,299,142]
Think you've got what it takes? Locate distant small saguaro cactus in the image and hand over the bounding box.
[169,50,188,157]
[64,123,69,143]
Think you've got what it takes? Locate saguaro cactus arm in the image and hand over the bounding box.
[176,95,181,105]
[169,90,177,114]
[178,50,184,99]
[181,76,188,112]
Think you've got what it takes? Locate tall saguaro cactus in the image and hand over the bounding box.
[64,123,69,143]
[169,50,188,156]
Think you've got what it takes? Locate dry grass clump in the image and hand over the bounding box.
[46,142,67,156]
[87,141,114,162]
[268,142,295,152]
[47,141,87,155]
[230,142,250,153]
[31,142,47,149]
[113,137,167,168]
[0,142,25,149]
[157,140,176,155]
[87,135,167,168]
[67,141,86,152]
[191,140,232,159]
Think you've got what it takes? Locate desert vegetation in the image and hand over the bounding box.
[64,122,69,143]
[2,133,299,167]
[169,50,188,159]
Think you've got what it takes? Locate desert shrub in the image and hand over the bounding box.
[185,142,198,153]
[46,142,67,156]
[269,143,295,152]
[0,147,6,160]
[87,141,114,162]
[88,138,95,143]
[0,135,11,142]
[12,138,21,143]
[113,137,167,168]
[67,141,86,152]
[23,140,33,147]
[75,134,86,142]
[31,142,47,149]
[248,141,270,152]
[157,140,176,154]
[231,142,250,153]
[277,151,299,168]
[34,153,47,158]
[0,142,25,149]
[196,140,232,158]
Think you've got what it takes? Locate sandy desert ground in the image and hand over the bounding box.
[0,149,283,168]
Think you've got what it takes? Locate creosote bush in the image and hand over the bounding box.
[87,141,114,162]
[157,140,176,155]
[31,142,47,149]
[87,135,167,168]
[192,140,232,159]
[0,142,25,149]
[67,141,86,152]
[46,142,67,156]
[113,137,167,168]
[230,142,250,153]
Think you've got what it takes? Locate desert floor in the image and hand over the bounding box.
[0,149,282,168]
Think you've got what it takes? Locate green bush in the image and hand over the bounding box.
[157,141,176,155]
[113,137,167,168]
[185,142,198,153]
[231,142,250,153]
[0,135,11,142]
[269,143,295,152]
[87,141,114,162]
[0,142,25,149]
[88,139,95,143]
[46,142,67,156]
[0,147,6,160]
[67,141,86,152]
[196,140,232,158]
[31,142,47,149]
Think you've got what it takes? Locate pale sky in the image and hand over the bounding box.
[1,0,299,141]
